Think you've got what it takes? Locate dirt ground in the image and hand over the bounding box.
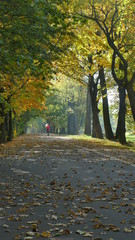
[0,134,135,240]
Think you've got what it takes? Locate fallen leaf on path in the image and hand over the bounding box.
[51,215,58,220]
[76,230,93,236]
[60,228,71,235]
[93,222,104,229]
[124,227,133,233]
[14,235,21,240]
[3,224,9,228]
[26,231,35,236]
[8,215,14,221]
[41,231,51,237]
[120,220,126,224]
[24,237,33,240]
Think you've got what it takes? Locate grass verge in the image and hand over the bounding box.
[67,134,135,152]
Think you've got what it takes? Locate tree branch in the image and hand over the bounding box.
[112,51,123,86]
[128,72,135,87]
[110,6,118,35]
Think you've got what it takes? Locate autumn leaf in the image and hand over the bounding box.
[41,231,51,238]
[51,215,58,220]
[14,235,21,240]
[93,222,104,229]
[120,220,126,224]
[3,224,9,228]
[124,227,133,233]
[8,215,14,221]
[61,228,71,235]
[76,230,93,237]
[26,231,35,236]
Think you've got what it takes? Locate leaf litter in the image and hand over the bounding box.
[0,134,135,239]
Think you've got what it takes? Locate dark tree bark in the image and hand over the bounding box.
[50,125,55,134]
[115,86,126,144]
[55,128,58,134]
[0,105,6,143]
[92,119,96,138]
[5,112,9,138]
[112,52,135,122]
[84,78,92,135]
[67,101,78,135]
[80,8,135,123]
[127,77,135,122]
[89,74,103,139]
[99,67,114,140]
[0,88,6,143]
[7,110,13,141]
[60,127,66,134]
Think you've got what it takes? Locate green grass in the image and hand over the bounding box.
[67,134,135,152]
[126,133,135,142]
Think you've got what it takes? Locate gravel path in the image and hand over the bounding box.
[0,134,135,240]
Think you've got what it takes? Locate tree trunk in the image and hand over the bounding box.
[89,74,103,139]
[127,84,135,122]
[5,112,9,139]
[56,128,58,134]
[8,110,13,141]
[92,116,96,138]
[0,88,6,143]
[68,113,78,135]
[116,86,126,144]
[92,100,103,139]
[50,125,55,134]
[99,67,114,140]
[0,105,6,143]
[60,127,66,134]
[84,79,92,135]
[67,101,78,135]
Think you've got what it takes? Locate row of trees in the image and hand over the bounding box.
[0,0,71,142]
[17,72,133,144]
[55,0,135,144]
[16,78,86,135]
[0,0,134,144]
[44,77,87,135]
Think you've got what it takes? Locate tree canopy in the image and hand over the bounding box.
[0,0,134,143]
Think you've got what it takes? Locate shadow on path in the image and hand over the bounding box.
[0,134,135,240]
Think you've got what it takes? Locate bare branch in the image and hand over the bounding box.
[110,6,118,35]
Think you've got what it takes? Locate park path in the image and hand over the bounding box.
[0,134,135,240]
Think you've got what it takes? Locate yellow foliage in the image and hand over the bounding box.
[0,74,50,116]
[41,231,51,238]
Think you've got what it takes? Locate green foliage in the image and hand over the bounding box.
[0,0,134,142]
[0,0,71,115]
[0,0,66,77]
[126,133,135,142]
[27,117,45,134]
[44,76,87,132]
[15,109,44,135]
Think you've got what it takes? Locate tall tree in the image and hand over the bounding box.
[99,67,114,140]
[89,74,103,139]
[115,86,126,144]
[84,79,92,135]
[0,0,71,142]
[44,76,86,134]
[75,0,135,121]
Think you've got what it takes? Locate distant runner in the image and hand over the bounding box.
[45,123,50,136]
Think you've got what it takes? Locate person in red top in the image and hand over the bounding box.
[45,123,50,136]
